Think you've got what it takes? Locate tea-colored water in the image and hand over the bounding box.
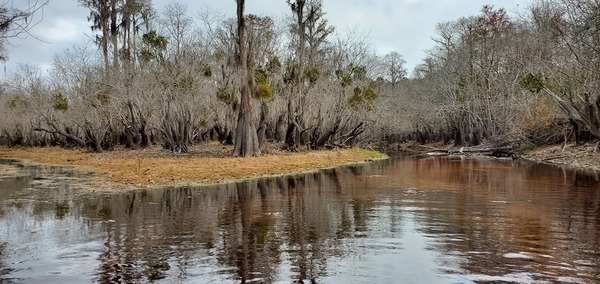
[0,156,598,283]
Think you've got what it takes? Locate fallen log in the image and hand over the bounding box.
[390,142,519,158]
[446,145,515,157]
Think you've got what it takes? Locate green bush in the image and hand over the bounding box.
[304,66,320,83]
[519,73,544,93]
[256,82,272,99]
[216,88,232,104]
[52,92,69,111]
[202,66,212,77]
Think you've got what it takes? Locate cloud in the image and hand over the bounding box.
[38,18,89,43]
[3,0,521,76]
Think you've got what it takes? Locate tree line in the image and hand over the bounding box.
[0,0,598,155]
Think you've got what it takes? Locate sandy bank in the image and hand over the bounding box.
[0,143,387,189]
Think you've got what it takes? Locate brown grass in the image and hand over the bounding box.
[0,143,387,188]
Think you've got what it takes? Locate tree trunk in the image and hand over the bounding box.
[285,100,296,150]
[275,113,286,142]
[233,0,261,157]
[110,0,119,70]
[542,87,600,141]
[316,118,341,149]
[285,0,307,150]
[257,102,268,146]
[102,27,109,73]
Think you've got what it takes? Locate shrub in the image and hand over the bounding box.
[52,92,69,111]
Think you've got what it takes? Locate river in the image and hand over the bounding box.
[0,156,599,283]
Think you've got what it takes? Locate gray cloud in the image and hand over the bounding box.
[3,0,521,76]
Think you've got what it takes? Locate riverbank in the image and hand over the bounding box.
[389,141,600,172]
[0,143,387,189]
[521,143,600,171]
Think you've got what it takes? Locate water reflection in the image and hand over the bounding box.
[0,157,598,283]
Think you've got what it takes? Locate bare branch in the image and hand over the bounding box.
[0,0,48,60]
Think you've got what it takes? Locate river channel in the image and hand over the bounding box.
[0,156,599,283]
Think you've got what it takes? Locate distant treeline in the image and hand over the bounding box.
[0,0,598,153]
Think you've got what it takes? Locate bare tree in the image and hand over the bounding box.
[233,0,261,157]
[527,0,600,143]
[0,0,48,61]
[79,0,113,72]
[380,51,407,85]
[284,0,337,149]
[120,0,154,70]
[160,2,193,62]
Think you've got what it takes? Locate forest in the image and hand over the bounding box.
[0,0,599,156]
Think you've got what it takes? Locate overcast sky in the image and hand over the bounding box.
[3,0,524,76]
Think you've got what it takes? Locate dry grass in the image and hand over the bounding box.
[0,143,387,188]
[523,100,564,132]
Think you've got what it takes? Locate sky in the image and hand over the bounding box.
[3,0,524,76]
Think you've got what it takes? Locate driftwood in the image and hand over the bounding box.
[449,145,513,154]
[420,143,517,157]
[542,155,566,162]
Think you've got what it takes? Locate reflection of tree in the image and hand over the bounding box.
[351,198,372,233]
[284,175,315,282]
[2,160,379,282]
[0,175,30,203]
[0,242,10,280]
[210,168,375,283]
[3,157,600,282]
[215,180,280,283]
[281,167,377,282]
[84,184,225,283]
[397,157,600,280]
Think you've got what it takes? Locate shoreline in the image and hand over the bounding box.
[388,141,600,172]
[521,143,600,172]
[0,144,388,190]
[2,142,597,191]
